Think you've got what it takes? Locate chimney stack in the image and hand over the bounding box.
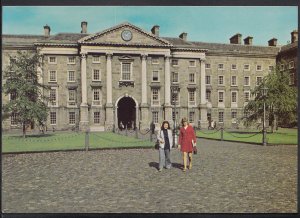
[230,33,242,44]
[179,32,187,41]
[44,25,50,37]
[81,21,88,33]
[268,38,277,47]
[291,30,298,43]
[244,36,253,45]
[151,25,160,37]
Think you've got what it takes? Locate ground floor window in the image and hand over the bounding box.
[189,111,195,123]
[218,111,224,123]
[50,112,56,125]
[153,111,158,124]
[94,112,100,124]
[69,112,75,124]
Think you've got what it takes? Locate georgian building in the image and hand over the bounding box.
[2,22,298,131]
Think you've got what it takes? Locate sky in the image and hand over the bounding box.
[2,6,298,46]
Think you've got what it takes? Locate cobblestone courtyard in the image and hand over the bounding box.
[2,139,297,213]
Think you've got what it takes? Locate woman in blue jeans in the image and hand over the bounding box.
[157,121,173,172]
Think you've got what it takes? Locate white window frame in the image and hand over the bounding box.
[206,90,211,102]
[218,75,224,85]
[172,72,179,83]
[94,112,101,124]
[244,91,250,105]
[268,65,274,72]
[189,111,195,123]
[171,92,180,106]
[49,70,57,82]
[152,71,160,82]
[205,75,211,85]
[231,64,237,70]
[205,63,211,69]
[189,60,196,67]
[218,111,224,123]
[151,89,160,106]
[50,112,57,125]
[67,89,76,107]
[68,70,76,82]
[256,76,263,86]
[231,75,237,86]
[67,56,76,64]
[244,64,250,71]
[93,69,101,81]
[218,63,224,70]
[10,112,18,126]
[151,57,159,64]
[289,61,294,69]
[171,59,179,66]
[188,90,196,106]
[120,62,133,81]
[231,110,237,123]
[218,91,224,103]
[69,112,76,125]
[49,87,58,107]
[244,76,250,86]
[92,88,101,106]
[92,56,101,63]
[256,65,263,71]
[153,111,159,124]
[48,56,57,64]
[189,73,196,84]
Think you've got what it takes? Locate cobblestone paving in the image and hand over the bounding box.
[2,139,297,213]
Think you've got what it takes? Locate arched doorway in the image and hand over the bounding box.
[117,97,136,129]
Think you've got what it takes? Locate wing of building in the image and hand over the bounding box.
[2,22,298,132]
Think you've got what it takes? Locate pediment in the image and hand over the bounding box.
[78,22,172,47]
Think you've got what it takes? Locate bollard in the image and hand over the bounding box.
[85,130,89,151]
[135,128,138,139]
[221,127,224,141]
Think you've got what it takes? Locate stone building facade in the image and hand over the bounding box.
[2,22,298,132]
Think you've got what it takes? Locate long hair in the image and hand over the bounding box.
[161,121,171,130]
[181,117,189,127]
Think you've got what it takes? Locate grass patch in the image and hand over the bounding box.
[2,132,153,153]
[196,128,297,145]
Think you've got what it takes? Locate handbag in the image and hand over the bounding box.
[154,140,160,150]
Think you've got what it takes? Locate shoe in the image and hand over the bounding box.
[158,168,162,172]
[182,168,187,172]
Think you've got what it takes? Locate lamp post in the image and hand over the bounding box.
[262,85,268,146]
[171,85,179,148]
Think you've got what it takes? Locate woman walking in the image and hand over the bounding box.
[178,117,197,172]
[157,121,173,172]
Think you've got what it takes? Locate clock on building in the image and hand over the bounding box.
[121,30,132,41]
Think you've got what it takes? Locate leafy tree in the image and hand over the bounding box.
[243,63,297,132]
[3,51,49,138]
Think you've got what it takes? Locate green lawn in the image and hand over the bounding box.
[196,128,298,145]
[2,132,153,153]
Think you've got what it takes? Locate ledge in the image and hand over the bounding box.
[119,80,134,88]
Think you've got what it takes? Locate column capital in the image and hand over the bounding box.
[80,52,87,59]
[141,54,148,60]
[164,55,171,60]
[106,53,113,60]
[200,58,206,62]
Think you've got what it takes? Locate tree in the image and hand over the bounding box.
[3,51,49,138]
[243,64,297,132]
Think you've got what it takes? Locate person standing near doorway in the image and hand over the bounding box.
[157,121,173,172]
[178,117,197,172]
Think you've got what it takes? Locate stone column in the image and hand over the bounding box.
[80,52,89,131]
[164,55,173,123]
[199,58,208,129]
[140,54,149,129]
[105,53,114,130]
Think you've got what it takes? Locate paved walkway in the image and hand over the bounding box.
[2,139,297,213]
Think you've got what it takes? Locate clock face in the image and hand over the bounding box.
[121,30,132,41]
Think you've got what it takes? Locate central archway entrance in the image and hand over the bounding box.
[117,97,136,130]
